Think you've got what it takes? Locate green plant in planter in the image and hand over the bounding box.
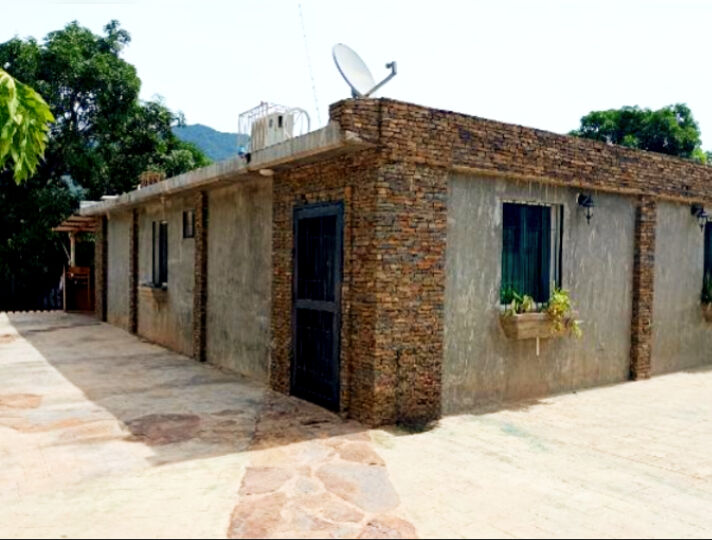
[701,273,712,304]
[502,288,536,317]
[544,286,582,338]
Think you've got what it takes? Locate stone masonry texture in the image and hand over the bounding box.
[192,191,208,362]
[331,98,712,204]
[630,197,656,379]
[94,216,108,322]
[273,99,448,427]
[272,151,380,424]
[274,98,712,426]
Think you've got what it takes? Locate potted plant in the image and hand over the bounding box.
[701,273,712,322]
[499,286,582,340]
[139,281,168,304]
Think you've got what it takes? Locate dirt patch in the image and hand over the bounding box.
[126,413,201,445]
[0,393,42,409]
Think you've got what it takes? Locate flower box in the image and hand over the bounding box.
[499,312,576,340]
[139,284,168,303]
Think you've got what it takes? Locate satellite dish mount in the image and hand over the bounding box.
[332,43,397,98]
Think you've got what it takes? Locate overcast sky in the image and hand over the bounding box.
[3,0,712,147]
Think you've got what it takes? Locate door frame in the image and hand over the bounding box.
[290,201,344,411]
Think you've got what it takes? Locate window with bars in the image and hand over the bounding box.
[501,202,563,304]
[152,221,168,287]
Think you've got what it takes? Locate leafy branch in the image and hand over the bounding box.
[0,68,54,183]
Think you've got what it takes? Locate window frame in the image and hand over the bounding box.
[704,221,712,283]
[152,220,168,287]
[183,209,195,239]
[500,200,563,305]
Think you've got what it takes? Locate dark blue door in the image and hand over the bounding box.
[291,202,343,411]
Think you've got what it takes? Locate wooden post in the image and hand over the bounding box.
[62,266,67,311]
[69,232,76,266]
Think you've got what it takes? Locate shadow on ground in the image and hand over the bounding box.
[3,312,370,467]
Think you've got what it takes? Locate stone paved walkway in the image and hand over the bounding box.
[1,312,711,538]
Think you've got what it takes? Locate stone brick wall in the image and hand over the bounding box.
[373,161,447,426]
[330,98,712,206]
[323,98,712,421]
[129,209,138,334]
[192,191,208,362]
[272,150,380,424]
[94,216,107,322]
[273,102,449,427]
[630,197,657,379]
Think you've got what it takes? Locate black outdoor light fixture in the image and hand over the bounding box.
[691,204,709,231]
[577,193,595,224]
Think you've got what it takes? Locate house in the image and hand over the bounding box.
[67,98,712,427]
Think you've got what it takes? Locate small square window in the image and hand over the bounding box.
[183,210,195,239]
[501,202,563,304]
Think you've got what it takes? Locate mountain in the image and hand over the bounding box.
[173,124,250,163]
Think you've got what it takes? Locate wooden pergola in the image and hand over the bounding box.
[53,215,98,267]
[52,215,99,312]
[52,215,98,234]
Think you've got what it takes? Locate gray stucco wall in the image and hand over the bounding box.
[106,212,130,330]
[443,175,635,414]
[651,202,712,374]
[206,180,272,382]
[137,197,194,356]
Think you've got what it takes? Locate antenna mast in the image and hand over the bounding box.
[298,3,321,125]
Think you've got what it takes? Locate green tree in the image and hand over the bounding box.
[0,21,209,309]
[0,68,54,182]
[0,20,209,198]
[570,104,705,161]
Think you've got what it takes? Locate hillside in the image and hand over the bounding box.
[173,124,249,162]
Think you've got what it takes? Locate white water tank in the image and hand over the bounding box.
[250,112,295,151]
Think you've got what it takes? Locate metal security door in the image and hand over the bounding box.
[292,202,343,411]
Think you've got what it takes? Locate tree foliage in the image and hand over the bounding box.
[570,104,706,162]
[0,68,54,182]
[0,20,209,198]
[0,21,210,309]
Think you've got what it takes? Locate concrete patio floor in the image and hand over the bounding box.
[1,312,711,538]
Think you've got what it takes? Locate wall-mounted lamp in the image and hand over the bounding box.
[577,194,595,224]
[691,204,709,231]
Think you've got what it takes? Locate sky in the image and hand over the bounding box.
[3,0,712,146]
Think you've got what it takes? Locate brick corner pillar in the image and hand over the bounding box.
[630,195,657,380]
[192,191,208,362]
[128,209,139,334]
[94,215,108,322]
[370,162,448,428]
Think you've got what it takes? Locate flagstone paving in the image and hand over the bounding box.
[1,311,711,538]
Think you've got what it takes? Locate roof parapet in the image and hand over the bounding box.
[79,121,371,216]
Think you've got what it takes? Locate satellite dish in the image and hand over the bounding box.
[332,43,397,98]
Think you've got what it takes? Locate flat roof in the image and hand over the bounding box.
[79,122,372,217]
